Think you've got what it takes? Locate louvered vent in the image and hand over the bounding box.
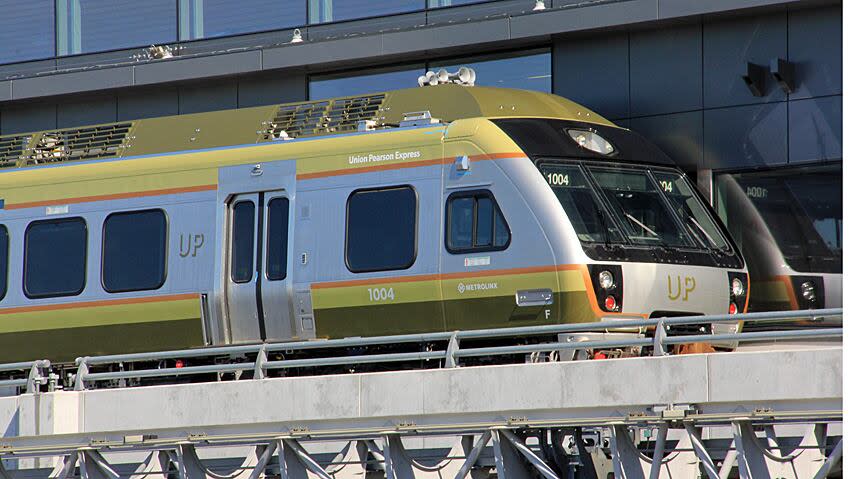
[27,123,132,166]
[0,135,28,169]
[261,93,386,141]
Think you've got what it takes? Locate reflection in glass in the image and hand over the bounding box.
[715,164,842,274]
[231,201,256,283]
[309,65,425,99]
[431,50,551,92]
[309,0,422,24]
[103,210,167,292]
[179,0,306,40]
[57,0,177,55]
[427,0,488,6]
[0,1,55,64]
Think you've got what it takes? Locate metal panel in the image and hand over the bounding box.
[553,34,629,119]
[659,0,795,18]
[179,81,239,114]
[117,87,180,121]
[703,13,787,108]
[630,111,703,174]
[133,50,262,86]
[0,103,56,135]
[238,74,307,108]
[788,5,842,99]
[703,101,787,169]
[629,24,702,116]
[11,67,133,100]
[788,95,842,163]
[57,96,118,129]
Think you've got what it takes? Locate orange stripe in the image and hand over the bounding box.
[0,293,199,315]
[5,184,217,210]
[296,152,527,180]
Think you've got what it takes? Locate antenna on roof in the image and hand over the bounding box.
[418,67,476,87]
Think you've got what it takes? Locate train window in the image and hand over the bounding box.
[346,186,417,273]
[446,191,510,253]
[24,217,87,299]
[102,210,167,293]
[266,197,289,281]
[0,226,7,301]
[231,201,256,283]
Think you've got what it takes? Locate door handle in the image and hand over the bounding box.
[516,289,553,307]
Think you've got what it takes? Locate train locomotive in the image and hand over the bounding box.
[0,71,749,363]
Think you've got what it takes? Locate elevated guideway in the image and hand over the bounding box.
[0,309,843,478]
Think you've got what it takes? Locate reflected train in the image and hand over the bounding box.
[713,164,841,321]
[0,74,749,362]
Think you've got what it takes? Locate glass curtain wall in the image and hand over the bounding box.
[309,50,552,99]
[308,0,423,24]
[0,0,55,64]
[56,0,177,55]
[179,0,306,40]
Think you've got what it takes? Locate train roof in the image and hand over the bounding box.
[0,84,613,172]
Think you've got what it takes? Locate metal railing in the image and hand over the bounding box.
[0,308,841,393]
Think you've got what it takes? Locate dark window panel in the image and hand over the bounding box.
[180,0,306,41]
[103,210,167,293]
[57,96,117,129]
[449,196,474,249]
[431,50,551,93]
[789,96,842,164]
[789,6,842,99]
[310,0,422,24]
[117,87,180,121]
[238,74,307,108]
[630,24,702,116]
[702,13,786,109]
[554,34,629,119]
[346,187,417,273]
[0,103,57,135]
[179,81,238,114]
[309,66,424,100]
[703,102,787,170]
[231,201,256,283]
[57,0,177,56]
[24,218,87,298]
[266,197,289,281]
[0,0,55,65]
[0,225,7,301]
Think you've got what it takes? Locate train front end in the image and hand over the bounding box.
[494,118,749,340]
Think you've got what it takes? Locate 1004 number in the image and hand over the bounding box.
[368,287,396,302]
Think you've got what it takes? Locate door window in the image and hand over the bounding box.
[446,190,510,253]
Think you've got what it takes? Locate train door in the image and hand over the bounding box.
[225,191,296,342]
[215,161,298,344]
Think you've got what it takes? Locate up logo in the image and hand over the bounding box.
[667,275,696,301]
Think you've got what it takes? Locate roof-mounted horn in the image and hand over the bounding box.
[418,67,476,87]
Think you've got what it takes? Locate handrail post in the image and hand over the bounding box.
[653,319,668,356]
[74,358,89,391]
[253,345,268,380]
[444,331,459,368]
[26,360,50,394]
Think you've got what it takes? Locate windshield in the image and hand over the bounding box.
[715,165,841,273]
[541,161,732,253]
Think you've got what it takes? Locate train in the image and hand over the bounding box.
[0,70,749,363]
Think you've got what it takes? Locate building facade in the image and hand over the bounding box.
[0,0,842,307]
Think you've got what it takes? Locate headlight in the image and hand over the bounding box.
[801,281,816,302]
[598,270,615,290]
[731,277,745,297]
[567,129,615,155]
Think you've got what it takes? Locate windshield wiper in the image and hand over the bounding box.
[687,215,719,249]
[623,213,658,238]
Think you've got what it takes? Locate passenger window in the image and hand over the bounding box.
[346,186,417,273]
[0,226,7,301]
[24,217,87,298]
[266,197,289,281]
[102,210,167,293]
[446,191,510,253]
[231,201,256,283]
